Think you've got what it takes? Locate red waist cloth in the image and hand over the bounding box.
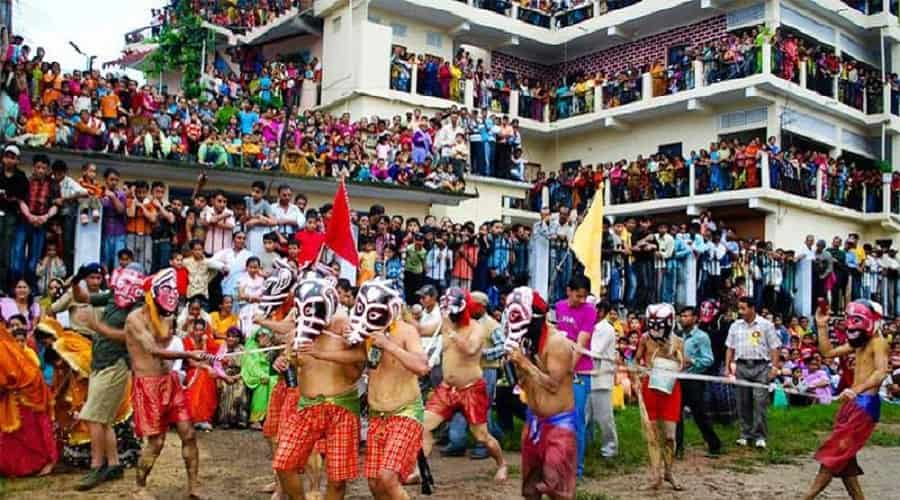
[0,406,58,477]
[521,411,577,499]
[132,372,191,438]
[641,377,682,423]
[424,379,489,425]
[814,398,878,477]
[263,379,300,439]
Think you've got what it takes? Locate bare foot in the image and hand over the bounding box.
[187,486,208,500]
[260,481,277,493]
[494,464,509,483]
[37,461,55,476]
[665,474,684,491]
[132,488,156,500]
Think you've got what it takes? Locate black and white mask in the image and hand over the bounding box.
[293,277,339,346]
[258,258,297,317]
[504,286,534,345]
[348,281,403,345]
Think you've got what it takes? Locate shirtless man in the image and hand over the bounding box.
[504,287,577,500]
[345,281,429,499]
[633,303,684,491]
[803,299,889,500]
[421,287,508,482]
[269,276,366,500]
[79,268,211,499]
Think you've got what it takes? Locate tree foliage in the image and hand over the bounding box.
[144,2,209,98]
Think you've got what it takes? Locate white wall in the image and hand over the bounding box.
[764,204,896,250]
[368,8,454,63]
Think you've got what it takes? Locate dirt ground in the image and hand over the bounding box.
[3,429,898,500]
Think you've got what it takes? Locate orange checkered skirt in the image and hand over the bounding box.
[364,415,422,479]
[263,379,300,439]
[273,402,360,481]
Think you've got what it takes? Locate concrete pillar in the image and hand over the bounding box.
[511,3,519,20]
[885,85,892,116]
[761,152,771,189]
[544,102,550,123]
[594,84,603,112]
[693,60,704,88]
[862,183,868,211]
[762,43,772,74]
[411,64,418,95]
[464,79,475,109]
[863,86,868,114]
[467,0,474,6]
[510,89,520,118]
[641,73,652,101]
[833,75,839,101]
[799,60,807,89]
[605,179,612,205]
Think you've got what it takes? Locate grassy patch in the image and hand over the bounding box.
[582,402,900,478]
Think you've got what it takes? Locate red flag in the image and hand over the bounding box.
[325,179,359,266]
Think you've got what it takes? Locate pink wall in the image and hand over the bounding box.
[492,15,728,82]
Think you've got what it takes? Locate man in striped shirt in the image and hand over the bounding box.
[424,235,452,294]
[200,190,235,256]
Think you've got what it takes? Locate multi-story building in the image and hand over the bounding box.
[96,0,900,248]
[308,0,900,247]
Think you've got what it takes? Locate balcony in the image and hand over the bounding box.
[603,153,900,233]
[368,43,900,139]
[201,1,321,47]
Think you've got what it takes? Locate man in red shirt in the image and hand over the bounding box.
[294,211,325,268]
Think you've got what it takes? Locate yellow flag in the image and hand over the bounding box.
[571,188,604,296]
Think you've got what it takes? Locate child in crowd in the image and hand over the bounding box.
[357,237,377,287]
[802,357,833,405]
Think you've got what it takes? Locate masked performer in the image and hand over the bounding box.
[341,280,428,499]
[504,286,578,500]
[79,268,212,500]
[421,287,508,482]
[803,299,889,500]
[699,299,736,424]
[634,303,685,491]
[72,263,146,491]
[271,275,366,500]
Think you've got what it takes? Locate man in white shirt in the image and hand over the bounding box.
[208,231,253,306]
[588,300,618,459]
[270,185,304,242]
[410,285,443,382]
[200,190,236,255]
[435,112,464,164]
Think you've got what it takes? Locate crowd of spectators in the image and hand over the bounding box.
[191,0,309,33]
[464,0,642,29]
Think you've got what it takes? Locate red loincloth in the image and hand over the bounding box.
[183,336,219,424]
[520,410,577,499]
[0,406,58,477]
[641,377,682,422]
[424,379,489,425]
[272,401,360,481]
[814,395,879,477]
[132,372,191,438]
[262,378,289,438]
[364,415,422,480]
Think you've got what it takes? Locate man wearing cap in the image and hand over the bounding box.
[410,284,443,385]
[71,263,147,491]
[444,291,506,458]
[0,144,29,289]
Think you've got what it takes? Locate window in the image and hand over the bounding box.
[332,16,342,33]
[658,143,683,158]
[391,23,407,38]
[426,31,443,49]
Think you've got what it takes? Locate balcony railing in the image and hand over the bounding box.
[452,0,641,30]
[605,153,897,217]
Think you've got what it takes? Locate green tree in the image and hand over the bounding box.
[144,2,210,98]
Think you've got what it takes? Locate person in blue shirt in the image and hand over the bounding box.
[238,101,259,135]
[675,306,722,457]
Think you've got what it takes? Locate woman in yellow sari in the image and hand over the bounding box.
[650,59,667,97]
[0,323,57,477]
[450,62,463,102]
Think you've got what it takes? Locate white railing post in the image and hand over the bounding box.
[693,60,704,88]
[863,86,868,114]
[833,76,839,101]
[884,173,892,215]
[862,183,868,211]
[511,3,519,20]
[762,42,772,74]
[641,73,652,101]
[464,79,475,109]
[604,179,612,205]
[467,0,474,6]
[761,152,771,189]
[816,168,824,203]
[544,102,550,123]
[411,64,419,95]
[689,159,696,197]
[884,84,891,115]
[798,61,807,89]
[510,89,520,118]
[594,83,603,112]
